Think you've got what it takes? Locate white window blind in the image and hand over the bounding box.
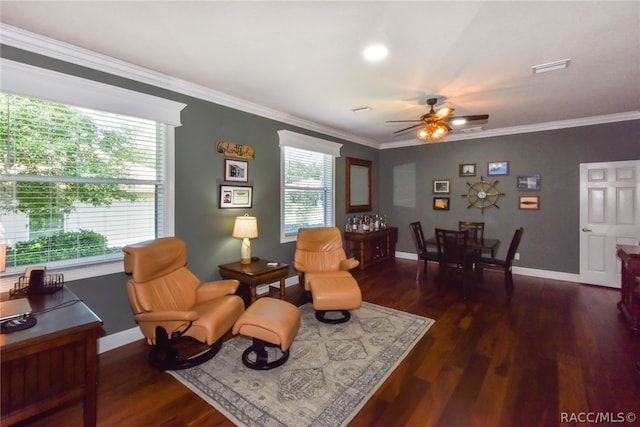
[0,93,165,270]
[278,130,341,242]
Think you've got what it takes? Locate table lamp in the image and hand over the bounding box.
[232,214,258,264]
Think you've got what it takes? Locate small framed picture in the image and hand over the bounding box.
[519,195,540,210]
[219,185,253,208]
[459,163,476,177]
[433,179,450,194]
[487,161,509,176]
[433,197,450,211]
[517,174,541,191]
[224,159,248,182]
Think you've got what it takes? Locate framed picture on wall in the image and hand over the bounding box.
[219,185,253,208]
[224,159,248,182]
[459,163,476,177]
[433,179,450,194]
[433,197,450,211]
[517,174,541,191]
[487,161,509,176]
[519,195,540,210]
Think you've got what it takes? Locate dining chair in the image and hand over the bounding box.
[458,221,485,243]
[435,228,472,298]
[476,227,524,299]
[409,221,439,282]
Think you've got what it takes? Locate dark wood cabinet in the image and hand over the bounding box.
[617,244,640,331]
[344,227,398,270]
[1,287,103,426]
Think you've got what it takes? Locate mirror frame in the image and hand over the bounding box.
[346,157,372,213]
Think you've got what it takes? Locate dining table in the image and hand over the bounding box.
[424,236,501,258]
[425,234,501,291]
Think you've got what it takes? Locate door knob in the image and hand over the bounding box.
[582,227,592,232]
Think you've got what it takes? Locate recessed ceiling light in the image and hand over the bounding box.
[363,44,388,62]
[532,58,571,74]
[451,118,467,126]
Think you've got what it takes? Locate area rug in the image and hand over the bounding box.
[168,301,435,427]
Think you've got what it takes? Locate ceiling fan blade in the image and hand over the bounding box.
[386,119,423,123]
[434,107,454,120]
[393,124,422,134]
[444,114,489,122]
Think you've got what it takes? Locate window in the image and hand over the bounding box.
[0,59,185,284]
[278,130,342,242]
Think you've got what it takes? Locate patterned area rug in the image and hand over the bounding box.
[169,301,435,427]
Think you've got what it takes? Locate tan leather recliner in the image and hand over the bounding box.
[294,226,359,291]
[294,227,362,323]
[123,237,245,370]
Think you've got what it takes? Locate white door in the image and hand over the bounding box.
[579,160,640,287]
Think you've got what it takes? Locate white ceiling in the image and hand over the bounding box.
[1,1,639,148]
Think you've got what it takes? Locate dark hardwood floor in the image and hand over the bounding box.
[13,259,640,426]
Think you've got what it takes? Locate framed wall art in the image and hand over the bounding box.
[224,159,248,182]
[517,174,541,191]
[459,163,476,177]
[487,161,509,176]
[219,185,253,209]
[433,197,450,211]
[433,179,451,194]
[518,195,540,210]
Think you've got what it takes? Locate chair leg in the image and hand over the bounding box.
[416,261,421,282]
[506,270,514,298]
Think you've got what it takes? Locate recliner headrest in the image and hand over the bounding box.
[296,227,343,252]
[123,237,188,282]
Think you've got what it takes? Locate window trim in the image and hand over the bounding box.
[278,130,342,243]
[0,60,185,290]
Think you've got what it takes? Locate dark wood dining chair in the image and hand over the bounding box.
[409,221,439,282]
[476,227,524,299]
[458,221,485,243]
[435,228,472,298]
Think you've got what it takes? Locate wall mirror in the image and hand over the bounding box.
[346,157,372,213]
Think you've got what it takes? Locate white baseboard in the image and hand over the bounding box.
[98,326,144,354]
[396,251,581,283]
[97,264,582,354]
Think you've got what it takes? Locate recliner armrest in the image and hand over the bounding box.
[135,310,199,323]
[197,279,241,302]
[340,258,360,271]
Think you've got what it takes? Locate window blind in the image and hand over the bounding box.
[281,146,334,238]
[0,93,164,270]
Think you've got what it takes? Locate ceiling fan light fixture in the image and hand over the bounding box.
[417,122,449,141]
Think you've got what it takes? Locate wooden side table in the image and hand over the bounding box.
[617,245,640,331]
[218,259,289,306]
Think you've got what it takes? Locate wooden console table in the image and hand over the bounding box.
[1,287,103,426]
[344,227,398,270]
[219,259,289,306]
[617,244,640,331]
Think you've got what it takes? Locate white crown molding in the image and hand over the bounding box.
[0,23,378,148]
[380,111,640,149]
[2,23,637,151]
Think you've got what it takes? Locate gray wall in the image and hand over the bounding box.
[1,46,378,336]
[379,122,640,273]
[2,45,639,337]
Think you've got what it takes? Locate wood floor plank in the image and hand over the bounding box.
[10,258,640,427]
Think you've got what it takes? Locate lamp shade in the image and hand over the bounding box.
[232,214,258,239]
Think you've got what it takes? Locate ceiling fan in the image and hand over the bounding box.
[387,98,489,141]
